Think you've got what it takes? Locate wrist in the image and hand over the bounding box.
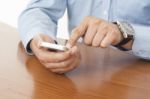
[112,21,135,51]
[112,24,124,45]
[121,39,133,50]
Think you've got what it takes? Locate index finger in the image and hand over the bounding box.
[67,17,90,48]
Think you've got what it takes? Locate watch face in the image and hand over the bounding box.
[119,21,135,38]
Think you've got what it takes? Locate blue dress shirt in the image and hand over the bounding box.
[18,0,150,60]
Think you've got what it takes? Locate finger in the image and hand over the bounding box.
[84,23,98,45]
[92,23,108,47]
[34,46,72,63]
[44,54,75,69]
[37,45,79,64]
[100,31,115,48]
[40,51,72,63]
[49,46,80,73]
[44,45,79,68]
[70,45,79,55]
[51,56,80,74]
[92,29,107,47]
[66,17,90,48]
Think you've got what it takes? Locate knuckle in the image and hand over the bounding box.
[110,29,117,35]
[108,27,118,37]
[100,43,107,48]
[38,56,46,63]
[84,38,92,45]
[73,28,82,36]
[50,69,57,73]
[36,52,41,57]
[72,60,80,69]
[61,62,68,68]
[92,41,99,47]
[66,64,75,71]
[37,54,45,62]
[64,52,71,59]
[69,37,76,45]
[99,21,108,27]
[44,64,50,68]
[63,53,69,59]
[97,30,106,36]
[111,35,117,43]
[70,31,83,45]
[103,24,109,30]
[69,66,75,71]
[50,69,61,73]
[37,53,50,63]
[93,19,101,25]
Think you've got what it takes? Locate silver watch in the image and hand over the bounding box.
[113,21,135,51]
[115,21,135,39]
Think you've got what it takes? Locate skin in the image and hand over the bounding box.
[67,16,133,49]
[30,16,133,74]
[30,33,81,74]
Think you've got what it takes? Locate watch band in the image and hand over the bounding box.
[114,38,132,51]
[112,21,134,51]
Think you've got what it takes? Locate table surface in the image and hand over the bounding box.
[0,22,150,99]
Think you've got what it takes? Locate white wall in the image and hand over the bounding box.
[57,10,69,39]
[0,0,68,38]
[0,0,29,27]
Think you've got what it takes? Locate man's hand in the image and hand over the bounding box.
[30,33,81,74]
[67,16,123,48]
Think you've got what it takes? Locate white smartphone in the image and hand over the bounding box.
[39,42,69,51]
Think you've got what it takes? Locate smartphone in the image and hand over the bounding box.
[39,42,69,51]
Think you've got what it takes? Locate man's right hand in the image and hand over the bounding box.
[30,33,81,74]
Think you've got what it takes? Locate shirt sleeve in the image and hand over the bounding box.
[131,23,150,60]
[18,0,67,54]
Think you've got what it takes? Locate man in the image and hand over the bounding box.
[18,0,150,74]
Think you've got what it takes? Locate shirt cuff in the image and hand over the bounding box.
[131,23,150,60]
[20,28,56,55]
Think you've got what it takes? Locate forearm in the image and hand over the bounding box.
[18,0,67,54]
[18,9,57,54]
